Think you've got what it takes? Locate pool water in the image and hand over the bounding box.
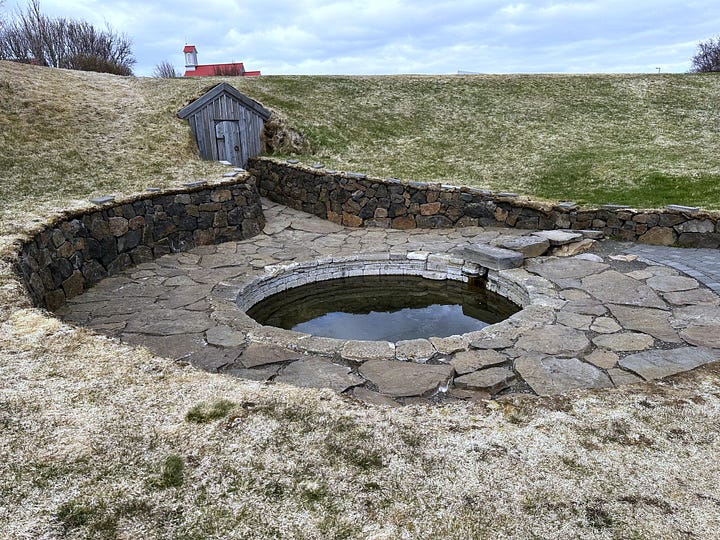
[246,275,520,341]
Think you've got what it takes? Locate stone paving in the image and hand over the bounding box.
[56,200,720,406]
[620,243,720,294]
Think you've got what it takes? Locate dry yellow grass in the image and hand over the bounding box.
[2,62,720,539]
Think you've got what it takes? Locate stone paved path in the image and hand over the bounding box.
[56,200,720,406]
[619,243,720,294]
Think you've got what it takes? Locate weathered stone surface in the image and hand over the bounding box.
[582,270,667,309]
[607,305,680,343]
[590,317,621,334]
[448,388,491,402]
[679,326,720,348]
[585,348,619,369]
[223,365,280,381]
[206,325,246,348]
[187,346,243,372]
[638,227,675,245]
[563,298,607,316]
[557,311,593,330]
[359,360,453,397]
[395,339,436,363]
[619,347,720,380]
[496,235,550,258]
[240,343,302,367]
[290,219,344,234]
[341,340,395,361]
[608,368,644,386]
[276,357,363,392]
[351,386,400,407]
[428,335,469,355]
[592,332,654,352]
[469,334,516,350]
[525,258,608,289]
[671,305,720,327]
[574,253,604,263]
[126,310,213,335]
[450,349,507,374]
[514,355,613,396]
[674,219,714,233]
[663,289,720,306]
[460,244,524,270]
[122,332,205,360]
[62,270,85,300]
[515,325,590,356]
[646,275,699,293]
[551,239,596,257]
[533,230,583,246]
[454,367,515,393]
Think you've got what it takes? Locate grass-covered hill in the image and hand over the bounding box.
[2,61,720,239]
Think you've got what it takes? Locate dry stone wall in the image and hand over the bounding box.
[250,158,720,248]
[13,177,265,310]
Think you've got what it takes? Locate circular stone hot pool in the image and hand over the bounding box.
[246,274,520,341]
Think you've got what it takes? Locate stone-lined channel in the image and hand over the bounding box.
[56,200,720,406]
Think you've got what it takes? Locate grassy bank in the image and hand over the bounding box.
[2,62,720,239]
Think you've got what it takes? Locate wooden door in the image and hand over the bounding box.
[214,120,243,165]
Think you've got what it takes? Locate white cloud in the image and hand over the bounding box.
[5,0,720,75]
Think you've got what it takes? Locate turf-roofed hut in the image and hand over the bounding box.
[178,82,271,167]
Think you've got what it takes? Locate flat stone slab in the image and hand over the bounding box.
[206,325,246,347]
[428,335,469,355]
[533,230,583,246]
[590,317,622,334]
[341,340,395,361]
[240,343,303,368]
[525,258,609,289]
[125,310,213,335]
[607,305,681,343]
[585,349,619,369]
[395,339,436,363]
[450,349,508,374]
[454,366,515,393]
[619,347,720,380]
[592,332,655,352]
[515,325,590,356]
[663,289,720,306]
[679,326,720,348]
[646,275,699,293]
[351,387,400,407]
[608,368,644,386]
[514,355,613,396]
[496,235,550,258]
[359,360,453,397]
[460,244,524,270]
[275,357,363,392]
[581,270,667,309]
[223,365,280,381]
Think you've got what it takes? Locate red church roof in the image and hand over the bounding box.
[184,62,246,77]
[182,44,260,77]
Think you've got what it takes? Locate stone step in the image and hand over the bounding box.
[458,244,524,270]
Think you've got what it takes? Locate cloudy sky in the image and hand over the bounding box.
[5,0,720,76]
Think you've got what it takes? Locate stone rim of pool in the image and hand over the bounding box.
[245,273,522,342]
[220,251,555,359]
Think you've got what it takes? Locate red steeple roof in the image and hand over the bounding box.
[183,45,197,53]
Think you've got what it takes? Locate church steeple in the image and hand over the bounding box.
[183,45,198,71]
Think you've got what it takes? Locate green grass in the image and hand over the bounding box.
[185,399,236,423]
[2,61,720,240]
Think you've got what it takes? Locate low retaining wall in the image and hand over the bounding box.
[250,158,720,248]
[12,177,265,310]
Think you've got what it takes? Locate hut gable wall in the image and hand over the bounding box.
[178,83,270,167]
